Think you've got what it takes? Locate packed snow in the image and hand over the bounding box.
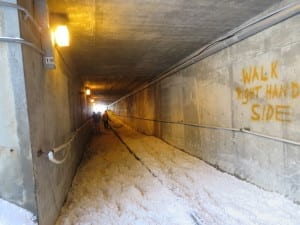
[0,198,37,225]
[56,120,300,225]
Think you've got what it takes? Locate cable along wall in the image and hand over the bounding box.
[109,4,300,203]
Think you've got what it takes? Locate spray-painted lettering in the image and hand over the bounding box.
[251,104,291,122]
[236,60,298,122]
[242,61,278,85]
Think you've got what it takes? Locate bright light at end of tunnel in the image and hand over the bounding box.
[53,25,70,47]
[93,104,107,113]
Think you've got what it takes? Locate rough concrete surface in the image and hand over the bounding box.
[0,0,36,213]
[47,0,280,103]
[110,14,300,202]
[20,35,91,225]
[1,1,299,225]
[1,1,91,225]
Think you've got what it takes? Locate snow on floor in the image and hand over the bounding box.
[0,198,36,225]
[56,130,196,225]
[56,121,300,225]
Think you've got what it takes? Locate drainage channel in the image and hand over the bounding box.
[110,126,207,225]
[111,127,164,185]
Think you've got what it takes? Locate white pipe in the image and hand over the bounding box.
[48,119,91,164]
[48,149,69,165]
[0,1,42,32]
[0,1,57,69]
[52,135,75,153]
[0,36,44,55]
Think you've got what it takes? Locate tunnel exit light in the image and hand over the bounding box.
[93,104,107,113]
[53,25,70,47]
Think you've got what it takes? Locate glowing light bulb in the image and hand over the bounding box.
[54,25,70,47]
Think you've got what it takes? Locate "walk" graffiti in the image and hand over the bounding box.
[235,60,299,122]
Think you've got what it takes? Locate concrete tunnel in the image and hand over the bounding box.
[0,0,300,224]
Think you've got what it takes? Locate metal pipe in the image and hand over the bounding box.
[48,119,91,164]
[0,1,56,68]
[110,1,300,106]
[116,114,240,132]
[109,2,300,147]
[0,1,42,32]
[52,135,74,153]
[178,122,240,132]
[0,36,44,55]
[48,148,69,164]
[122,115,240,132]
[240,128,300,146]
[114,114,300,147]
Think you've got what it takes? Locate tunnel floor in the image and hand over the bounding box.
[55,121,300,225]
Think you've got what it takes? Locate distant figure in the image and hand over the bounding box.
[102,111,109,129]
[92,112,100,134]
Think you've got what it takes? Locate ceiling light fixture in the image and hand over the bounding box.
[53,25,70,47]
[85,88,91,96]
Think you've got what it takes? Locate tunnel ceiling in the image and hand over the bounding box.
[47,0,279,104]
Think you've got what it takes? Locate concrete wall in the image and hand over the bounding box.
[110,14,300,203]
[0,0,36,215]
[0,1,91,225]
[17,1,92,224]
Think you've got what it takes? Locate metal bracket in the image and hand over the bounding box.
[44,56,56,69]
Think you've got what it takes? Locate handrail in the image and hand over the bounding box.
[48,148,70,164]
[240,128,300,146]
[114,114,241,132]
[113,114,300,147]
[52,133,75,153]
[0,1,42,32]
[48,119,91,164]
[0,36,44,55]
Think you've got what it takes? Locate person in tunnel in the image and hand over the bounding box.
[102,110,109,129]
[92,112,100,134]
